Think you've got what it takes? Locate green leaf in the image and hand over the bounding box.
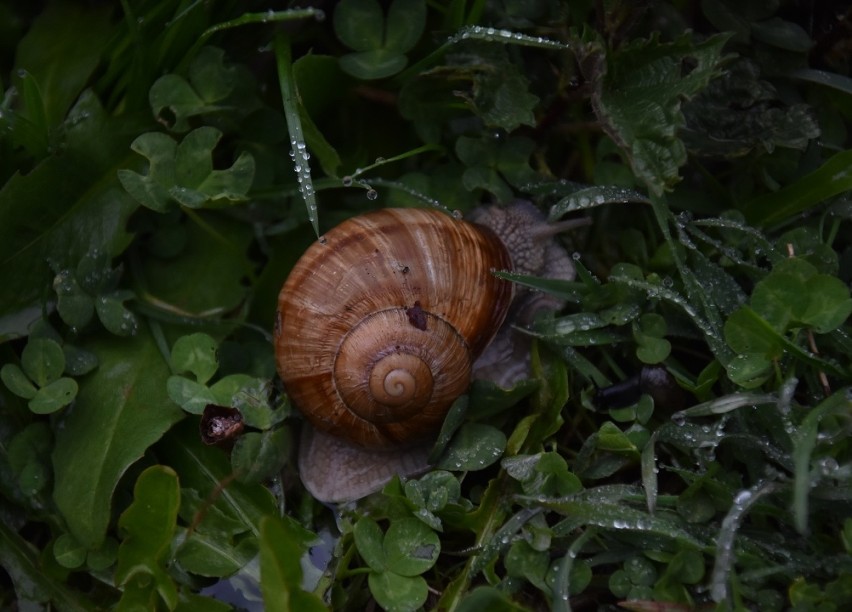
[156,420,278,536]
[385,0,427,53]
[230,428,290,483]
[383,518,440,576]
[334,0,384,52]
[259,515,326,612]
[53,533,86,569]
[95,292,138,337]
[22,338,65,387]
[176,531,257,578]
[53,270,95,329]
[52,330,184,548]
[119,127,255,212]
[583,31,732,195]
[14,1,111,126]
[354,517,387,572]
[115,466,180,610]
[368,571,428,611]
[743,149,852,225]
[167,376,217,415]
[0,522,94,611]
[29,377,78,414]
[339,50,408,80]
[138,211,253,316]
[170,333,219,384]
[1,363,37,399]
[0,92,142,337]
[437,423,507,471]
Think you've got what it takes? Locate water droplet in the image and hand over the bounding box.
[342,176,353,187]
[451,209,463,220]
[366,189,378,201]
[571,252,581,261]
[375,156,385,163]
[671,411,687,426]
[318,236,327,245]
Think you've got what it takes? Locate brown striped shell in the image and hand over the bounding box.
[274,208,513,449]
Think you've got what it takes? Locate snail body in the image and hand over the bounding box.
[275,203,582,502]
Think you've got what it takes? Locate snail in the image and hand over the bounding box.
[275,202,585,502]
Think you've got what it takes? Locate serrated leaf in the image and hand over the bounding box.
[52,330,184,548]
[583,32,731,196]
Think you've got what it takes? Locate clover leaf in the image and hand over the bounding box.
[333,0,426,79]
[118,126,255,213]
[1,338,78,414]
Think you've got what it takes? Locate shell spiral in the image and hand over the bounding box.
[274,208,513,449]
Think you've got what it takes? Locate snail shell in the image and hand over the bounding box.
[274,208,514,451]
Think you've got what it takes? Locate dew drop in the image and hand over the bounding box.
[451,209,463,220]
[342,176,353,187]
[366,189,378,201]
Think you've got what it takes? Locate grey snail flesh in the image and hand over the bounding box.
[292,202,580,503]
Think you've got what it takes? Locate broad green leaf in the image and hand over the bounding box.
[14,1,111,126]
[52,330,184,548]
[0,92,142,337]
[138,211,253,316]
[115,466,180,610]
[259,515,326,612]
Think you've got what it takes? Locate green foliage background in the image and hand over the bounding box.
[1,0,851,610]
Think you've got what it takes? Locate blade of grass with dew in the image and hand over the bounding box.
[179,8,326,71]
[275,35,319,236]
[743,149,852,226]
[792,387,852,534]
